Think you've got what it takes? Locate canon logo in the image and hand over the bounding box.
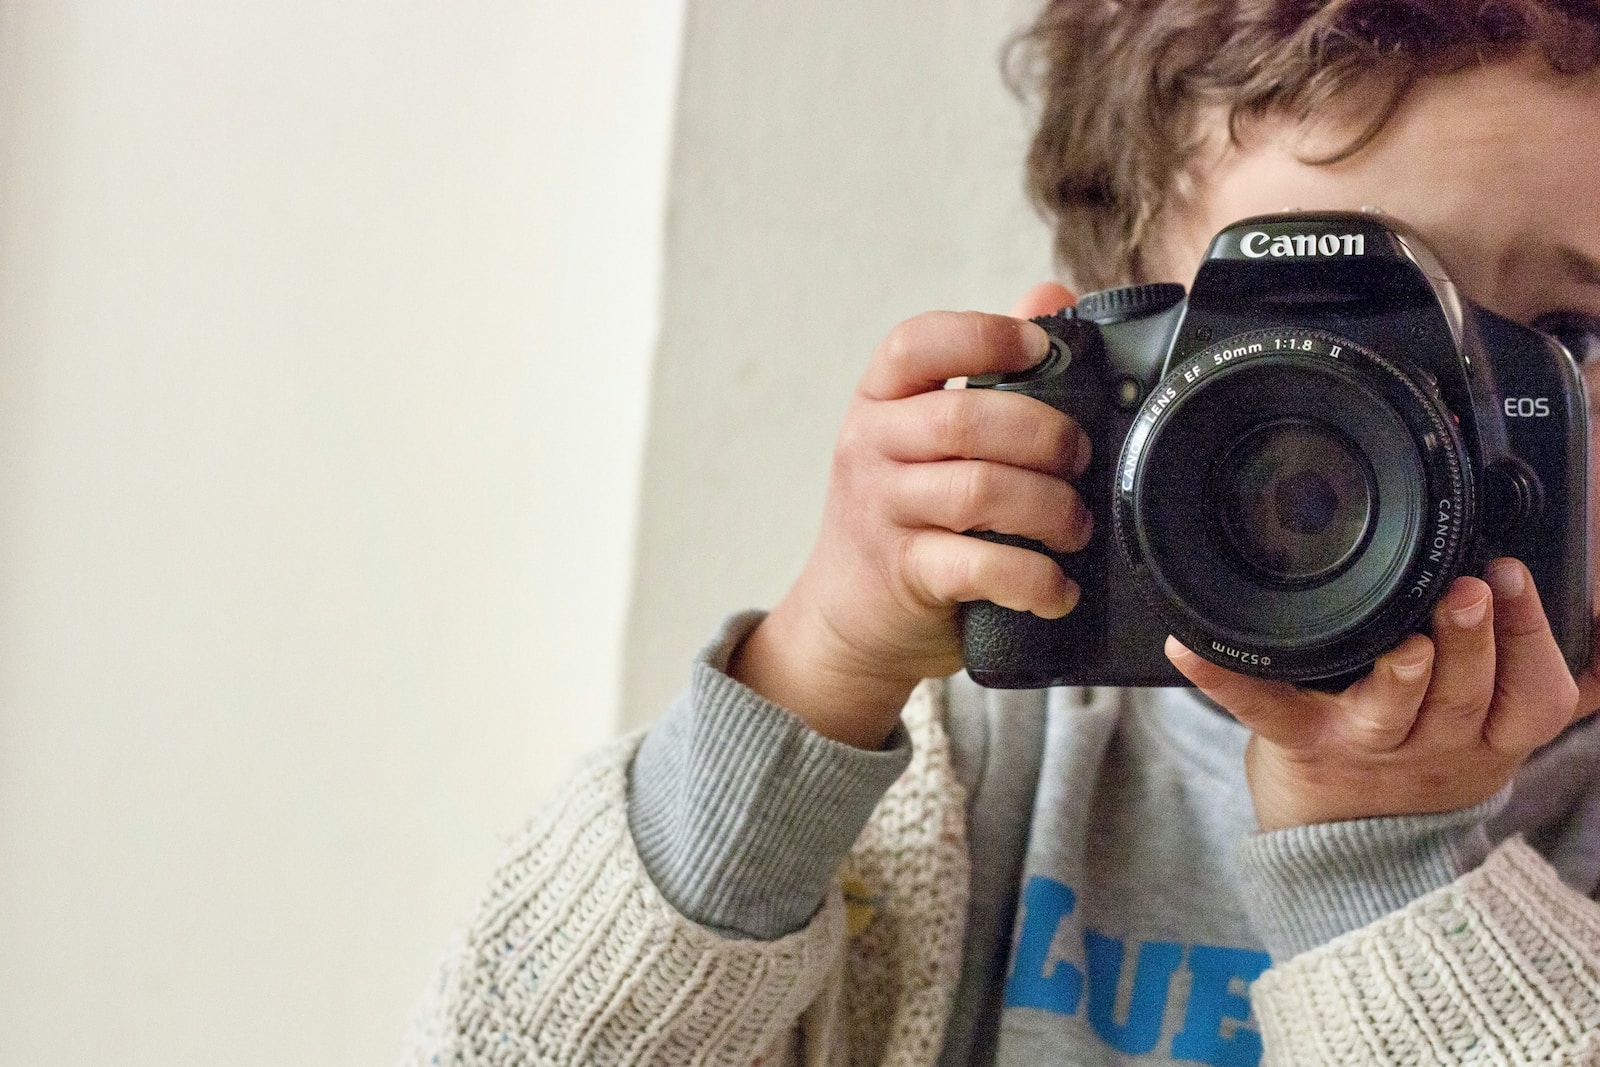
[1240,231,1366,258]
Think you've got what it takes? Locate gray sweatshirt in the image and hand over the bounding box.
[628,613,1600,1066]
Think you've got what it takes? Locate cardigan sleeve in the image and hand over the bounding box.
[1251,837,1600,1065]
[396,733,848,1067]
[397,677,971,1067]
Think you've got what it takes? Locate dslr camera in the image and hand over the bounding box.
[961,211,1591,688]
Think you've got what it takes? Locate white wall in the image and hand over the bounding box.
[0,3,683,1064]
[622,0,1052,727]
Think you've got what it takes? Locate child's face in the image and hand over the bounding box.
[1155,53,1600,335]
[1150,51,1600,617]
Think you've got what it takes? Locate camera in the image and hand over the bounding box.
[960,211,1592,688]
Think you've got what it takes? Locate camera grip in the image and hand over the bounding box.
[958,312,1115,687]
[959,529,1110,688]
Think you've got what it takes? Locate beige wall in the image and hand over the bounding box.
[0,3,682,1064]
[622,0,1052,728]
[0,0,1051,1060]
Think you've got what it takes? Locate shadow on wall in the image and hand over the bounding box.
[622,0,1052,729]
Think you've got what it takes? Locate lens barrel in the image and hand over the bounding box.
[1111,328,1472,681]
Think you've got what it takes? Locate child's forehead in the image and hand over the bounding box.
[1170,58,1600,327]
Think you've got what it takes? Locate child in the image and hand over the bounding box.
[402,2,1600,1063]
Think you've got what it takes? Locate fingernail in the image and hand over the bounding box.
[1043,578,1081,619]
[1073,427,1093,477]
[1390,656,1429,683]
[1486,559,1527,600]
[1164,636,1196,663]
[1074,500,1095,547]
[1449,592,1489,628]
[1022,322,1051,365]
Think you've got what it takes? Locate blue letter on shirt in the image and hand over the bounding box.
[1171,944,1271,1066]
[1004,876,1084,1014]
[1084,930,1183,1054]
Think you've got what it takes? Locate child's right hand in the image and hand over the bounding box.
[728,283,1093,749]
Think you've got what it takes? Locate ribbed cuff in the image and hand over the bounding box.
[1237,786,1511,960]
[627,612,914,940]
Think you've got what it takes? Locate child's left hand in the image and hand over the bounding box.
[1166,557,1585,831]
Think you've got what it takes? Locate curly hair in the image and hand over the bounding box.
[1008,0,1600,291]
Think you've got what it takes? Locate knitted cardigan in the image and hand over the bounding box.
[400,680,1600,1065]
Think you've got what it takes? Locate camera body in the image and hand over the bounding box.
[961,211,1591,689]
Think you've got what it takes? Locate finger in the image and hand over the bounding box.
[1328,633,1434,752]
[861,312,1049,401]
[1164,637,1321,747]
[858,388,1091,478]
[1408,576,1496,744]
[887,460,1092,554]
[901,528,1078,617]
[1480,558,1580,753]
[1009,282,1077,319]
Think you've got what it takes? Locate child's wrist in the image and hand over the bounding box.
[728,608,918,750]
[1245,738,1516,832]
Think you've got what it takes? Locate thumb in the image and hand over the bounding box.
[1010,282,1076,319]
[1165,636,1317,746]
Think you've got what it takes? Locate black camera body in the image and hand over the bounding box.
[961,211,1591,689]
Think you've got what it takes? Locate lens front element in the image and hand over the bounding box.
[1214,420,1375,586]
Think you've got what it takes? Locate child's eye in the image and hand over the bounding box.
[1533,314,1600,366]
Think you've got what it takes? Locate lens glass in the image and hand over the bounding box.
[1213,420,1374,586]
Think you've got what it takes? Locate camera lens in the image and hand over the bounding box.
[1112,327,1471,681]
[1213,420,1375,586]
